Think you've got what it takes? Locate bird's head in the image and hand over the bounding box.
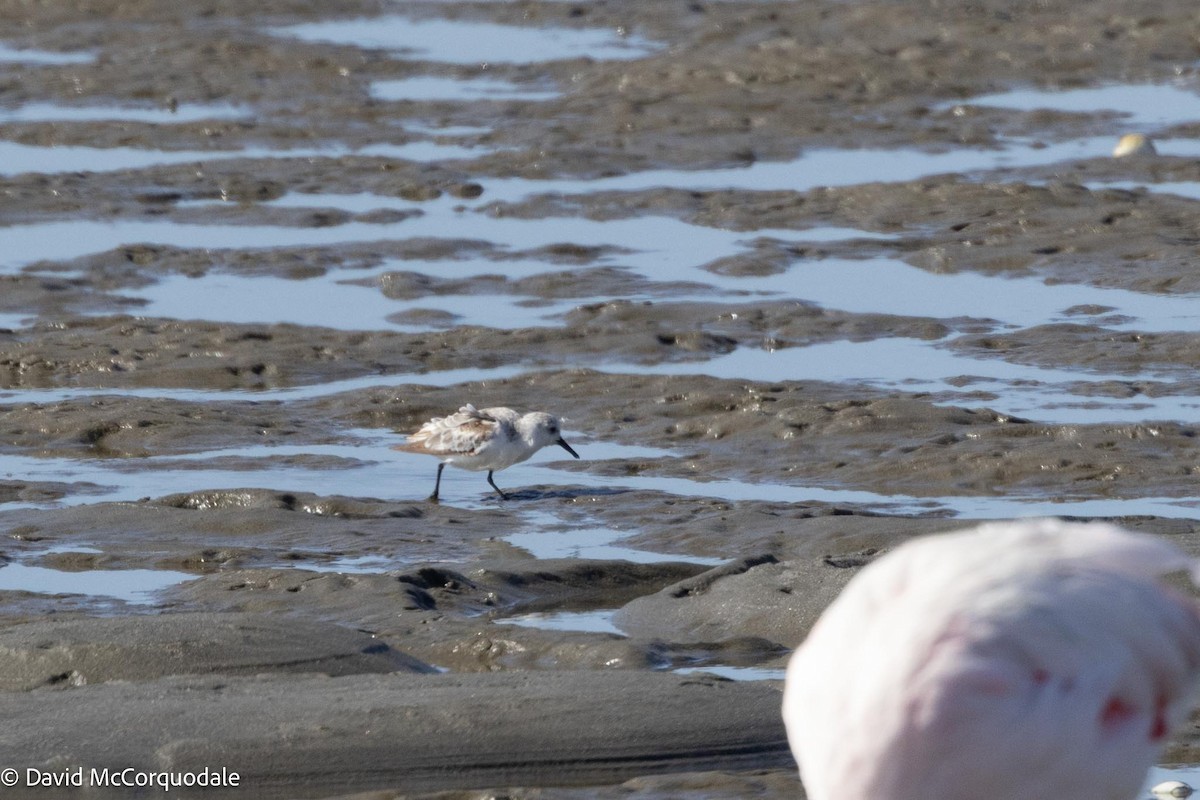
[524,413,580,459]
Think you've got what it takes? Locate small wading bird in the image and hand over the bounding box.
[783,519,1200,800]
[394,404,579,501]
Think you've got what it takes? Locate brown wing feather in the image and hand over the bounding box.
[393,409,499,456]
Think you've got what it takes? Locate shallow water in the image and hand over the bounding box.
[506,510,724,565]
[599,339,1200,424]
[477,136,1137,198]
[271,17,660,63]
[121,271,586,331]
[401,123,494,138]
[515,462,1200,519]
[372,76,560,102]
[1091,180,1200,201]
[496,609,626,636]
[0,366,531,404]
[3,207,884,299]
[774,257,1200,333]
[958,83,1200,130]
[0,101,248,124]
[673,665,786,681]
[0,561,194,604]
[0,43,93,64]
[0,140,488,177]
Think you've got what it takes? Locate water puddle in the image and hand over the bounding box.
[0,43,94,65]
[272,17,659,64]
[0,450,384,510]
[2,218,431,272]
[505,520,723,566]
[252,550,408,574]
[0,364,532,405]
[182,189,467,213]
[372,76,559,102]
[47,190,1200,375]
[603,335,1106,389]
[1,210,884,289]
[267,192,435,211]
[0,141,251,177]
[1142,139,1200,158]
[0,101,249,125]
[495,609,625,636]
[121,271,578,331]
[2,219,408,270]
[515,461,1200,520]
[1090,180,1200,201]
[0,140,488,177]
[353,141,491,161]
[402,123,493,138]
[0,562,192,604]
[673,665,786,681]
[765,257,1200,333]
[957,83,1200,130]
[0,312,30,329]
[476,137,1128,199]
[318,554,400,573]
[593,337,1200,422]
[120,268,729,331]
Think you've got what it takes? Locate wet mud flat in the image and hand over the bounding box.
[5,0,1200,797]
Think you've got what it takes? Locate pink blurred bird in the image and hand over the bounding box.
[783,519,1200,800]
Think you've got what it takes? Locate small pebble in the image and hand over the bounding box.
[1151,780,1194,799]
[1113,133,1156,158]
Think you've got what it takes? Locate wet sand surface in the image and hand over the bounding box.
[5,0,1200,796]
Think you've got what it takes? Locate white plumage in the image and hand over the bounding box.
[395,404,579,500]
[783,519,1200,800]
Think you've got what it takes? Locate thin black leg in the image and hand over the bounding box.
[487,470,509,500]
[429,462,445,502]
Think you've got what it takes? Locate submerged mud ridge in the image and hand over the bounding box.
[5,0,1200,796]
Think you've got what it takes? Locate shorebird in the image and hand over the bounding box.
[783,519,1200,800]
[394,404,580,501]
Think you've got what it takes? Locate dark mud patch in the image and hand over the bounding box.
[162,557,706,632]
[0,490,510,570]
[0,478,105,506]
[952,324,1200,377]
[0,395,350,460]
[0,300,960,391]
